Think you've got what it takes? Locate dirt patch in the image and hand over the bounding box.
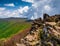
[4,28,31,46]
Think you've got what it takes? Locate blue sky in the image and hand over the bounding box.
[0,0,60,20]
[0,0,32,9]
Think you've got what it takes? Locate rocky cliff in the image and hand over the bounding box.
[0,14,60,46]
[43,13,60,22]
[16,14,60,46]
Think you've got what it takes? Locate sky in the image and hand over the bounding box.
[0,0,60,20]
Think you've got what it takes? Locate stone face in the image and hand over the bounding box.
[43,13,50,22]
[43,13,49,19]
[43,14,60,22]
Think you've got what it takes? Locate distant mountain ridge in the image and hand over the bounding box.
[0,17,29,22]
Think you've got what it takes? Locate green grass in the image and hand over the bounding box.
[0,21,31,39]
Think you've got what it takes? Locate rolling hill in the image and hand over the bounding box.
[0,18,31,39]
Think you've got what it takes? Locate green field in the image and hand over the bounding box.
[0,20,31,39]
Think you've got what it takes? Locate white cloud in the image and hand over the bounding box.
[18,6,29,14]
[30,16,34,20]
[44,5,51,11]
[0,10,20,18]
[0,7,6,11]
[0,7,6,17]
[4,3,15,7]
[0,10,11,18]
[22,0,34,3]
[0,6,29,18]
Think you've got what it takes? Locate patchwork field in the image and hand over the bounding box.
[0,20,31,39]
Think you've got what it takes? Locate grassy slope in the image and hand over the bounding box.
[0,21,31,39]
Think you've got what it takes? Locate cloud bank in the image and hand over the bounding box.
[22,0,60,20]
[0,0,60,20]
[0,7,6,11]
[0,6,29,18]
[25,0,53,20]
